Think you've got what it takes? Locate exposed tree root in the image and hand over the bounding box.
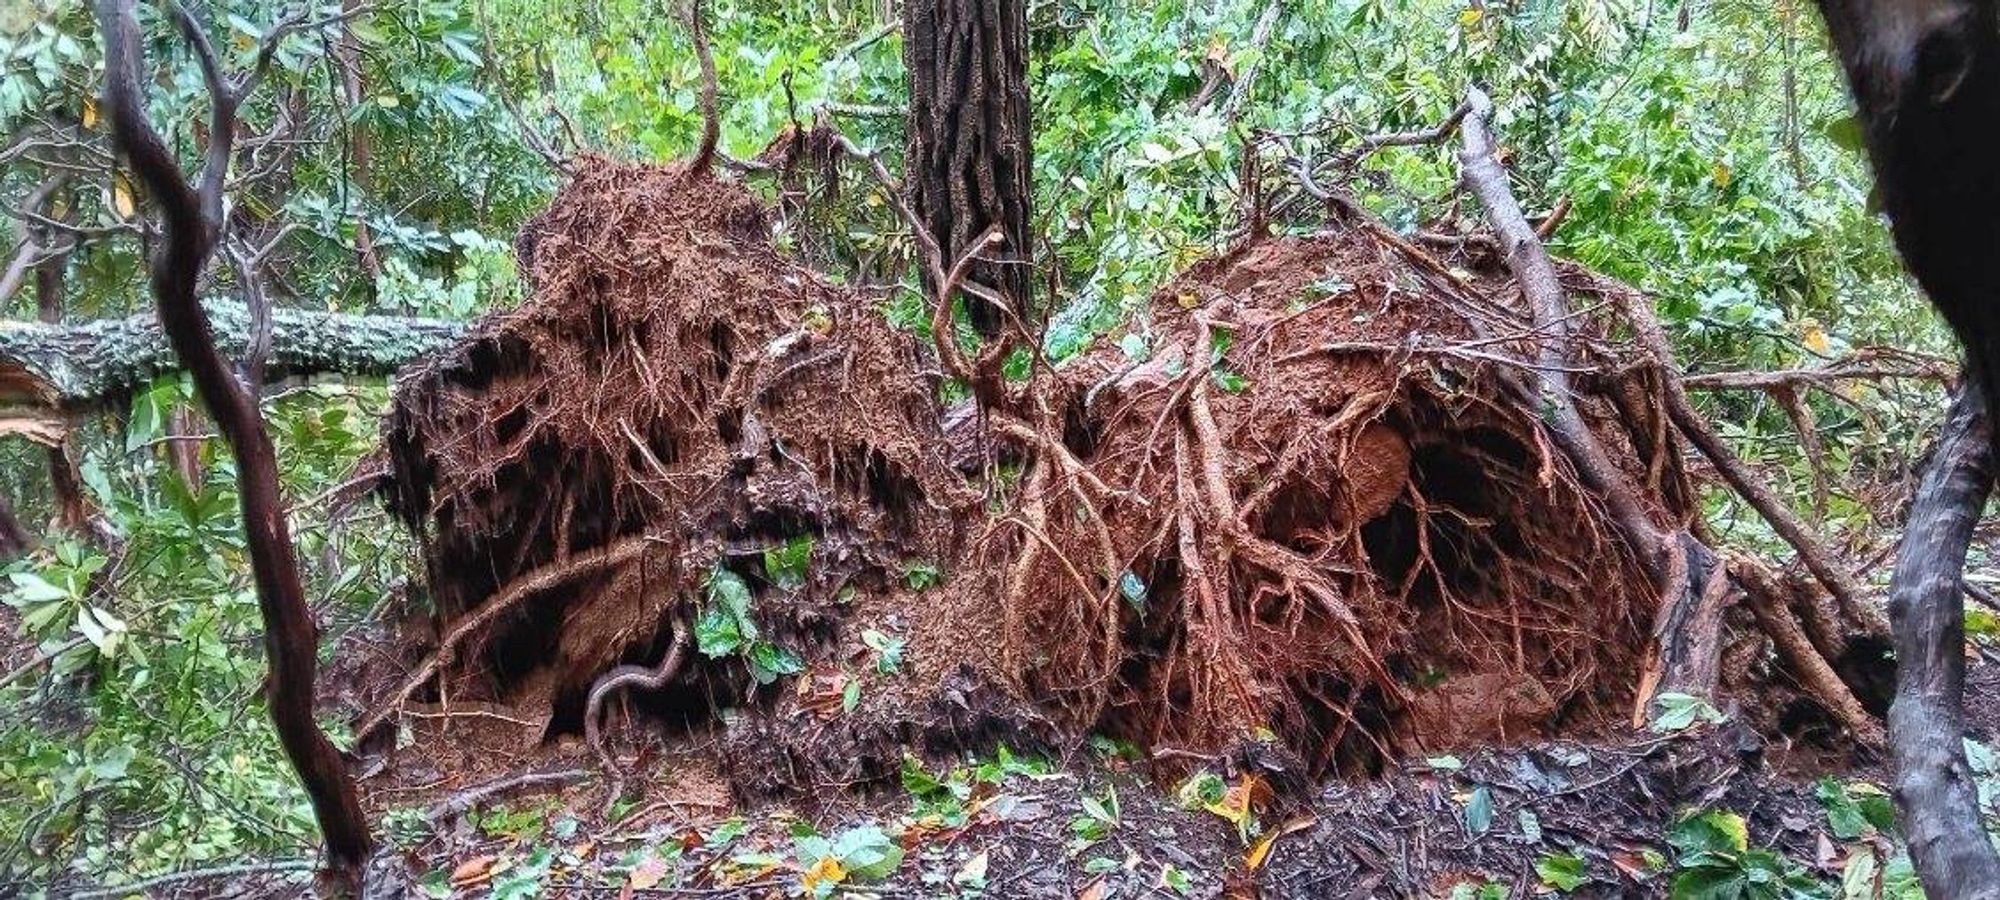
[584,620,689,806]
[366,104,1915,799]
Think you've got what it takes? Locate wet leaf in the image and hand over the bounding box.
[1245,815,1314,871]
[1463,785,1493,835]
[1536,852,1587,891]
[954,851,989,886]
[628,854,671,889]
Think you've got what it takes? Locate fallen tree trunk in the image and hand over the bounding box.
[1456,88,1721,708]
[0,300,462,414]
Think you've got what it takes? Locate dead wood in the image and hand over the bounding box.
[0,299,462,417]
[1596,274,1889,639]
[1732,552,1884,744]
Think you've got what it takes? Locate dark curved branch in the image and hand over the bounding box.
[94,0,372,883]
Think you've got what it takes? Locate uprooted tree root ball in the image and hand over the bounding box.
[363,159,1719,800]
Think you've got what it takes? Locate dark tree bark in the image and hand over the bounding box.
[95,0,373,884]
[0,492,30,559]
[903,0,1032,340]
[0,299,461,413]
[1812,1,2000,895]
[1886,385,1999,897]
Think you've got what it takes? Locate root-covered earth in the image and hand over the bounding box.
[358,158,1736,804]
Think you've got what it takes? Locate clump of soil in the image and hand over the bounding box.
[369,159,1695,797]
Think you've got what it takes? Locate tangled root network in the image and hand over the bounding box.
[378,160,1693,795]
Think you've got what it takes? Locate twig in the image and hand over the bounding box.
[426,769,587,824]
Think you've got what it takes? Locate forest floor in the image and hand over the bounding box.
[151,657,1991,899]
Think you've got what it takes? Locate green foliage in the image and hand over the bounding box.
[1449,881,1507,900]
[763,534,814,591]
[1814,778,1896,841]
[900,560,943,591]
[1652,692,1728,732]
[695,567,802,685]
[1665,810,1824,899]
[1536,852,1588,892]
[860,628,905,674]
[1068,786,1121,848]
[793,823,905,894]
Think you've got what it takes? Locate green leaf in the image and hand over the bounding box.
[1820,114,1864,153]
[706,567,754,619]
[8,572,72,604]
[747,641,803,685]
[763,535,814,591]
[1651,692,1725,732]
[89,745,134,780]
[419,869,453,899]
[695,601,746,657]
[1668,809,1749,858]
[861,629,905,673]
[831,825,903,881]
[1815,777,1870,839]
[841,675,861,713]
[901,561,942,590]
[1536,852,1587,891]
[1176,771,1227,808]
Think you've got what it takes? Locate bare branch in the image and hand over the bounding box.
[685,0,719,175]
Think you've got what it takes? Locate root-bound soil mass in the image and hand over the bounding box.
[363,159,1752,802]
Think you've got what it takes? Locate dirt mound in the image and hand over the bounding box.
[369,160,1694,797]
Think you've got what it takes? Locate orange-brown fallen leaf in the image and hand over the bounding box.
[450,854,497,885]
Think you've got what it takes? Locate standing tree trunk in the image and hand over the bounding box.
[1812,1,2000,896]
[903,0,1033,341]
[1886,386,1998,897]
[95,0,373,885]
